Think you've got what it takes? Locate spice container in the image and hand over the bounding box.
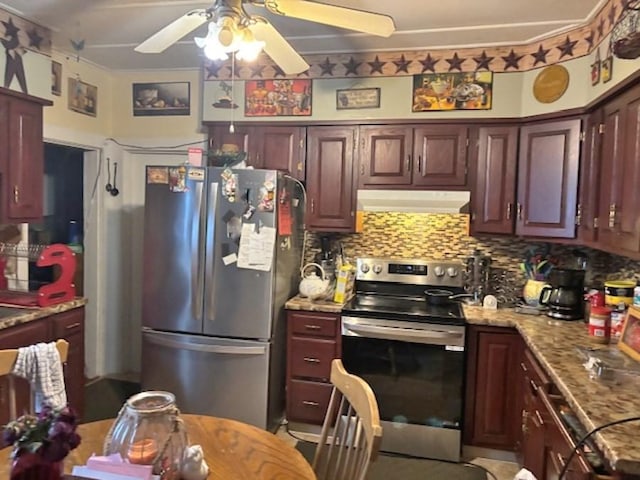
[604,280,635,307]
[588,306,611,344]
[611,306,627,343]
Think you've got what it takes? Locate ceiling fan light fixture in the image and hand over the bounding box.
[195,16,264,63]
[235,29,265,61]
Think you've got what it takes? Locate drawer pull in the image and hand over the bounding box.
[555,452,567,469]
[529,379,538,394]
[304,324,321,330]
[520,361,528,373]
[303,357,320,363]
[302,400,320,407]
[65,322,81,330]
[534,409,544,426]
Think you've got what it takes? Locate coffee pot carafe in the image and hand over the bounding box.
[539,268,585,320]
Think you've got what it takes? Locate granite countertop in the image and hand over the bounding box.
[0,298,87,331]
[285,294,349,313]
[464,305,640,475]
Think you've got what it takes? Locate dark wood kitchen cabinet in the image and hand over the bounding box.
[464,325,522,450]
[359,124,468,188]
[470,126,519,235]
[0,87,50,223]
[208,124,305,180]
[306,126,358,232]
[286,310,341,424]
[0,306,85,425]
[576,111,602,246]
[597,83,640,255]
[516,118,581,238]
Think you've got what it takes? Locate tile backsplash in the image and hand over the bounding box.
[305,213,640,302]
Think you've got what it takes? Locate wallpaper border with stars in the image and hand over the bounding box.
[0,12,51,56]
[204,0,626,81]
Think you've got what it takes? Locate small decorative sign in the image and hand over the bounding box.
[602,45,614,83]
[68,77,97,117]
[533,65,569,104]
[591,48,601,86]
[51,61,62,96]
[619,306,640,362]
[336,87,381,110]
[412,72,492,111]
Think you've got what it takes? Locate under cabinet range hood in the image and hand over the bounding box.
[356,190,470,214]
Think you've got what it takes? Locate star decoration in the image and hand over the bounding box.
[608,5,617,27]
[473,51,494,70]
[531,44,550,66]
[205,61,224,79]
[585,30,595,50]
[2,17,19,38]
[27,28,43,49]
[502,49,523,70]
[272,65,286,78]
[393,54,411,73]
[249,63,266,78]
[343,56,362,75]
[319,57,336,76]
[557,36,578,58]
[446,52,465,71]
[597,18,605,38]
[419,53,439,73]
[368,55,386,74]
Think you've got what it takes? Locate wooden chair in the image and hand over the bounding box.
[0,339,69,419]
[313,359,383,480]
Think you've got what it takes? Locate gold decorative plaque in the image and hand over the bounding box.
[533,65,570,104]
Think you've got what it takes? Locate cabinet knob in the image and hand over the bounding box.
[517,203,523,220]
[303,357,320,363]
[13,186,19,204]
[302,400,320,407]
[506,203,512,220]
[311,199,315,213]
[609,204,617,229]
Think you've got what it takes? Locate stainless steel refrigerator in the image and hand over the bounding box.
[141,166,303,431]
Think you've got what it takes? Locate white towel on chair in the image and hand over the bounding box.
[11,342,67,410]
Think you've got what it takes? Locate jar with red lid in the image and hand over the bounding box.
[589,306,611,344]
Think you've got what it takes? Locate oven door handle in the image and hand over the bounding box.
[342,321,464,347]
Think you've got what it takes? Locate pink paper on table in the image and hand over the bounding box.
[86,455,153,480]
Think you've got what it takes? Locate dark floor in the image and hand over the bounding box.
[82,378,141,423]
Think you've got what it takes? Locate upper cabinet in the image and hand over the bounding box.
[358,125,468,189]
[577,111,602,246]
[0,88,49,223]
[516,118,581,238]
[306,126,357,232]
[470,126,519,235]
[208,124,305,180]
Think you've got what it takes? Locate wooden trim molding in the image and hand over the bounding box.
[204,0,624,80]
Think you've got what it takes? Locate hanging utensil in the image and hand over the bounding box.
[110,162,120,196]
[105,157,113,192]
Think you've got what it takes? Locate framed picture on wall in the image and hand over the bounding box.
[68,77,97,117]
[133,82,190,116]
[245,79,312,116]
[51,61,62,96]
[412,72,492,112]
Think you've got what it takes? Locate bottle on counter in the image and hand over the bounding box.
[588,306,611,344]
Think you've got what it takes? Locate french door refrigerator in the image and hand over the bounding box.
[141,166,302,431]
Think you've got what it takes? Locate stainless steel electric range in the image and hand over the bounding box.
[341,257,467,462]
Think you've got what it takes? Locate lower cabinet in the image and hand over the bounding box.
[0,306,85,425]
[464,325,522,449]
[286,310,341,424]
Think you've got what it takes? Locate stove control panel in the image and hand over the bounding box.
[356,257,464,287]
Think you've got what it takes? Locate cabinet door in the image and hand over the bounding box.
[6,97,43,221]
[464,326,521,449]
[471,126,518,234]
[358,126,413,187]
[51,307,85,419]
[252,126,306,180]
[306,126,357,232]
[516,119,581,238]
[208,125,256,166]
[598,85,640,253]
[0,321,50,426]
[413,125,468,187]
[577,112,602,245]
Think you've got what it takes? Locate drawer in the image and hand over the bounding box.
[290,337,337,381]
[520,348,550,402]
[288,379,333,424]
[51,307,84,337]
[289,311,339,339]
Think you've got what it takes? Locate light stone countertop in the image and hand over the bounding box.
[463,305,640,475]
[284,294,348,313]
[0,298,87,331]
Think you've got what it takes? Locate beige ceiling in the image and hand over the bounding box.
[0,0,606,71]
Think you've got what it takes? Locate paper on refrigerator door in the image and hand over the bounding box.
[237,223,275,271]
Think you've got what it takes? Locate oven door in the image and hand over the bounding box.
[341,315,465,462]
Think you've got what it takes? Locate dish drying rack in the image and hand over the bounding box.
[0,242,76,308]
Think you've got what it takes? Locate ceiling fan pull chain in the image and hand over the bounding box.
[230,52,236,134]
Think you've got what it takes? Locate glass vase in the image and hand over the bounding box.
[10,451,63,480]
[103,391,188,480]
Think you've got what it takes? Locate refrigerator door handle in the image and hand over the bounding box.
[194,179,206,322]
[204,181,219,323]
[145,332,267,355]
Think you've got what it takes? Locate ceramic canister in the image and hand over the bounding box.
[604,280,636,307]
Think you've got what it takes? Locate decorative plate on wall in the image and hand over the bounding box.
[533,65,570,103]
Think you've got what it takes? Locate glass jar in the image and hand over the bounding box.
[589,306,611,344]
[104,391,188,480]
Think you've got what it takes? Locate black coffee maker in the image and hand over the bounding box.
[539,268,585,320]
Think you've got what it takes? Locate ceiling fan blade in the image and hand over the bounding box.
[250,21,310,74]
[135,9,208,53]
[267,0,395,37]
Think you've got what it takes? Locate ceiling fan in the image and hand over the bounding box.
[135,0,395,74]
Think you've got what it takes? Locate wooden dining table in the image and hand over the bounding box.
[0,414,317,480]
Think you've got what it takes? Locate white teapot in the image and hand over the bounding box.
[299,263,331,300]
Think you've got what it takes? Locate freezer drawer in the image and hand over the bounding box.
[141,329,271,429]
